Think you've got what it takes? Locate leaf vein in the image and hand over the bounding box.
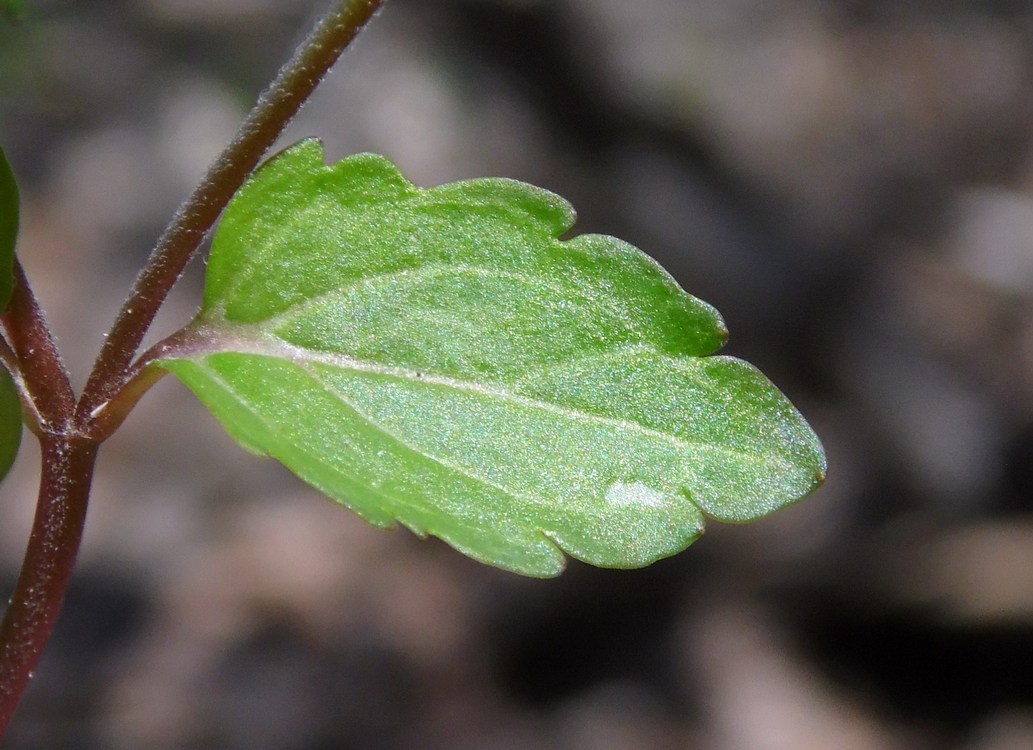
[203,342,791,473]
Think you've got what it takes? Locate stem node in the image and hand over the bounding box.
[0,1,387,737]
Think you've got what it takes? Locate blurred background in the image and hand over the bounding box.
[2,0,1033,747]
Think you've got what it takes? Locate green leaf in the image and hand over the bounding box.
[158,139,825,577]
[0,146,17,311]
[0,365,21,481]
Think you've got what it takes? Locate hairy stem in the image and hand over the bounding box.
[2,259,74,431]
[77,0,385,427]
[0,1,387,736]
[0,436,98,736]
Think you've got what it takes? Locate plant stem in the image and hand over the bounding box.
[0,265,87,733]
[2,259,74,431]
[0,436,98,736]
[76,0,386,428]
[0,1,387,735]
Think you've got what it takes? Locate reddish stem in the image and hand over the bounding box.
[76,0,385,428]
[0,436,98,736]
[2,260,74,431]
[0,1,388,737]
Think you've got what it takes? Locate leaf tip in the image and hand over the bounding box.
[813,456,828,487]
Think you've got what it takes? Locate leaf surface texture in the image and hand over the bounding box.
[159,140,825,576]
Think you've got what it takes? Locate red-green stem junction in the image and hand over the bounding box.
[0,0,385,736]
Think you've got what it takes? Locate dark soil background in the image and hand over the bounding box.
[3,1,1033,748]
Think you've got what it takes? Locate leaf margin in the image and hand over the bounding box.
[156,141,826,577]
